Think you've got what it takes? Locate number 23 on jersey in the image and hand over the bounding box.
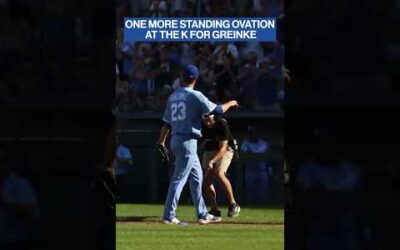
[171,102,186,121]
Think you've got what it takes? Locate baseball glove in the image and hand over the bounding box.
[156,143,170,164]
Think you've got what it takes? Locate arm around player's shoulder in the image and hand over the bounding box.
[191,89,238,115]
[191,90,217,114]
[192,89,211,103]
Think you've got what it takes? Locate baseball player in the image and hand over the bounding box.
[201,114,240,219]
[157,64,238,225]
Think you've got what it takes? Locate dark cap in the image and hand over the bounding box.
[183,65,199,82]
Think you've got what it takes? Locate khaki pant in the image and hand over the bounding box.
[202,149,234,174]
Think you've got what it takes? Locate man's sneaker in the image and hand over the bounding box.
[198,213,222,225]
[228,203,241,217]
[162,217,188,226]
[208,208,222,219]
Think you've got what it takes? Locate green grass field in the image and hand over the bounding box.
[116,204,284,250]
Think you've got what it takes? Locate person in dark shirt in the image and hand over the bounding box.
[201,114,240,219]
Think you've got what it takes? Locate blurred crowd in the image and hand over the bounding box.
[115,0,286,113]
[0,1,114,100]
[0,1,285,112]
[117,0,284,20]
[1,0,398,109]
[285,0,399,94]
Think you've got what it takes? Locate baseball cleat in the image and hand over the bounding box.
[228,203,241,217]
[208,208,222,220]
[162,217,188,226]
[198,213,222,225]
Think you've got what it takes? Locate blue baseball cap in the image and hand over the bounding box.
[183,65,199,82]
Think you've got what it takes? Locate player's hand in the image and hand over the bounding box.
[208,160,215,170]
[229,100,239,108]
[156,143,170,164]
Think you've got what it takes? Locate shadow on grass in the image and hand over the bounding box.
[116,216,284,225]
[117,216,160,222]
